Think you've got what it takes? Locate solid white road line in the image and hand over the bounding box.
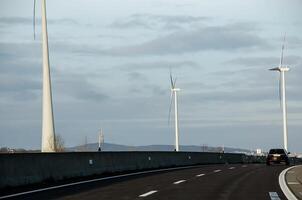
[229,167,235,170]
[214,170,221,173]
[279,166,299,200]
[196,174,205,177]
[269,192,281,200]
[173,180,186,184]
[287,182,300,185]
[139,190,158,197]
[0,164,207,199]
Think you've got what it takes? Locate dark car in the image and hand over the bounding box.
[266,148,289,165]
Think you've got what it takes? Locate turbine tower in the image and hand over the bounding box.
[269,35,290,152]
[98,129,104,152]
[168,71,181,152]
[34,0,56,152]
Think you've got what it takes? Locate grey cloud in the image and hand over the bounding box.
[0,17,78,26]
[286,62,302,92]
[0,57,41,76]
[0,42,40,58]
[149,14,208,24]
[128,82,166,96]
[226,55,302,67]
[225,57,277,67]
[0,52,108,104]
[0,76,40,92]
[127,72,146,81]
[118,61,199,71]
[211,55,302,92]
[102,25,267,56]
[0,42,42,102]
[181,81,208,91]
[128,88,143,95]
[0,75,40,101]
[0,41,110,103]
[188,88,274,104]
[208,69,277,95]
[75,89,108,102]
[40,23,265,57]
[145,84,166,96]
[12,90,39,101]
[186,66,302,106]
[97,34,126,39]
[0,17,31,25]
[53,73,109,102]
[110,14,209,30]
[110,18,152,30]
[282,36,302,49]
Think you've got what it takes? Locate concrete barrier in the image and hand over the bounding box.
[0,152,262,189]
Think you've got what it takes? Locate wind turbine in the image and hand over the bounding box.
[34,0,56,152]
[168,71,181,152]
[98,128,104,152]
[269,35,290,152]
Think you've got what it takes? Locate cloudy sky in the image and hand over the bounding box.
[0,0,302,152]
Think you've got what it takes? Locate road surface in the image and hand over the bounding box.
[2,164,288,200]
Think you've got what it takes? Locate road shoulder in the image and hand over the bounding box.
[279,165,302,200]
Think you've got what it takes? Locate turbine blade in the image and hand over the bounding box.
[170,71,174,88]
[33,0,36,40]
[168,91,174,125]
[280,33,286,67]
[174,78,177,87]
[279,72,282,108]
[280,42,284,67]
[269,67,280,71]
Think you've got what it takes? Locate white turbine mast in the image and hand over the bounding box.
[269,34,290,152]
[98,129,104,151]
[34,0,56,152]
[168,70,181,152]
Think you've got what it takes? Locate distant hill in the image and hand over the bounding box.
[67,142,252,154]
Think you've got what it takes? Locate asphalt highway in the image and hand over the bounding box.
[2,164,288,200]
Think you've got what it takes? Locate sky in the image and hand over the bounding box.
[0,0,302,152]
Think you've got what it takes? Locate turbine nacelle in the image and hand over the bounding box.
[171,88,180,92]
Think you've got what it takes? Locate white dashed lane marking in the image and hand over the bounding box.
[214,170,221,173]
[242,165,247,168]
[269,192,281,200]
[196,174,205,177]
[173,180,186,185]
[139,190,158,197]
[229,167,235,170]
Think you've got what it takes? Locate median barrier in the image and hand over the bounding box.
[0,152,264,189]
